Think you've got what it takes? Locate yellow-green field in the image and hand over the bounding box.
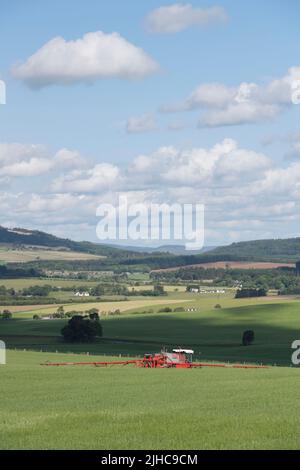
[0,278,103,289]
[0,298,192,318]
[0,248,105,262]
[2,289,299,319]
[2,283,300,449]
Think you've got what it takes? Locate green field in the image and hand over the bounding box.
[1,350,300,449]
[2,295,300,364]
[2,289,300,449]
[0,247,105,263]
[0,297,193,319]
[0,278,104,289]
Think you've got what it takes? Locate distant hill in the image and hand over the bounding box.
[0,226,217,259]
[109,244,216,255]
[2,226,300,270]
[0,226,132,258]
[197,238,300,263]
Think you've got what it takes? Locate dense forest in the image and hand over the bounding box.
[204,238,300,262]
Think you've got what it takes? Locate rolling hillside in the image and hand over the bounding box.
[1,226,300,269]
[204,238,300,262]
[0,226,133,258]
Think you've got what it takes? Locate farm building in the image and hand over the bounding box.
[74,291,90,297]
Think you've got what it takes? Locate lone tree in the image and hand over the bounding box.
[242,330,254,346]
[85,308,100,320]
[61,315,102,343]
[54,306,65,318]
[153,284,165,296]
[1,310,12,320]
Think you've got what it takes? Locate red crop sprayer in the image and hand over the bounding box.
[41,348,267,369]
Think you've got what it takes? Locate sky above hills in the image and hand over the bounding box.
[0,0,300,246]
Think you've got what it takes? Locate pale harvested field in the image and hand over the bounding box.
[2,298,192,317]
[152,261,295,272]
[0,249,105,262]
[0,304,55,313]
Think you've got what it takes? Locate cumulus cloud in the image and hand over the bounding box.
[54,148,87,169]
[0,158,53,177]
[12,31,159,88]
[162,67,300,127]
[52,163,121,193]
[198,102,280,127]
[0,143,48,164]
[0,143,87,178]
[145,3,228,34]
[131,138,270,185]
[126,113,157,134]
[2,138,300,245]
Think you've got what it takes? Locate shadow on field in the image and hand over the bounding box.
[2,302,300,365]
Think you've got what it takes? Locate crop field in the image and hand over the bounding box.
[0,278,105,289]
[1,350,300,450]
[152,261,295,272]
[1,297,193,319]
[0,248,105,263]
[2,294,300,364]
[1,288,295,319]
[2,286,300,449]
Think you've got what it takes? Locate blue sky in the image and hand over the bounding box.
[0,1,300,246]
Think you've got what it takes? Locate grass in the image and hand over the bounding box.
[2,296,300,365]
[0,248,105,263]
[1,350,300,449]
[2,288,300,449]
[0,278,105,289]
[1,298,193,318]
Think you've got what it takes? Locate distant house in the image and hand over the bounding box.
[74,291,90,297]
[187,285,200,293]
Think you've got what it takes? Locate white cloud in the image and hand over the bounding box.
[0,143,87,178]
[162,67,300,127]
[198,102,280,127]
[0,143,48,164]
[145,4,228,34]
[258,162,300,196]
[126,113,157,134]
[0,158,53,177]
[2,137,300,245]
[54,148,86,169]
[52,163,121,193]
[12,31,159,88]
[131,138,270,185]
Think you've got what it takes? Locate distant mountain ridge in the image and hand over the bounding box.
[1,226,300,266]
[0,226,216,257]
[0,226,131,257]
[108,244,217,255]
[203,237,300,262]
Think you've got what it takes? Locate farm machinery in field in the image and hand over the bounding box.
[42,348,267,369]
